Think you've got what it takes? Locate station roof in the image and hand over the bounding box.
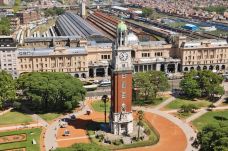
[24,36,82,42]
[56,12,103,39]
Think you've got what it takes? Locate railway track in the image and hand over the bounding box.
[87,11,159,40]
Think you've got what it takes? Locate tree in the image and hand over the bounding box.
[0,17,10,35]
[179,104,199,113]
[0,71,16,110]
[133,71,169,104]
[17,72,86,113]
[142,7,154,17]
[44,7,65,17]
[195,125,228,151]
[180,72,201,99]
[180,70,224,100]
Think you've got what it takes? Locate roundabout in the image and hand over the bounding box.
[49,99,194,151]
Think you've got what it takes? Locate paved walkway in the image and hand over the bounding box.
[186,95,227,123]
[30,113,49,127]
[0,108,13,116]
[154,96,176,110]
[44,104,89,151]
[180,81,228,123]
[22,106,49,127]
[0,123,43,132]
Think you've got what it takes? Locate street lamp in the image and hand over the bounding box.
[102,95,109,125]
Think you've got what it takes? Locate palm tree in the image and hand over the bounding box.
[137,110,144,140]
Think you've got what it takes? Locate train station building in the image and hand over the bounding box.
[1,12,228,78]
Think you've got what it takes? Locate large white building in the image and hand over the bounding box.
[0,36,18,78]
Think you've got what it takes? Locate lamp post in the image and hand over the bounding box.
[102,95,109,125]
[171,73,174,93]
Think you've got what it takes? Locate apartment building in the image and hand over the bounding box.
[175,36,228,72]
[0,36,18,78]
[16,10,40,24]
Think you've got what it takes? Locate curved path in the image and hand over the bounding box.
[121,112,187,151]
[44,99,197,151]
[133,106,197,151]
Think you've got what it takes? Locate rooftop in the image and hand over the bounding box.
[24,36,82,43]
[56,12,103,38]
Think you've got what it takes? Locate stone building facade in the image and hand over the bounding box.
[17,47,88,78]
[1,34,227,78]
[175,36,228,72]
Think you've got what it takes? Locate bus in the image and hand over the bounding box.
[83,84,98,91]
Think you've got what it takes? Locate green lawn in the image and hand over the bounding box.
[0,111,33,126]
[192,110,228,131]
[38,113,61,122]
[13,0,21,13]
[0,128,41,151]
[91,100,111,112]
[133,97,169,107]
[165,98,211,110]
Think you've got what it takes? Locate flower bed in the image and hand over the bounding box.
[1,147,26,151]
[0,134,26,144]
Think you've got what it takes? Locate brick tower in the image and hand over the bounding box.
[109,21,133,135]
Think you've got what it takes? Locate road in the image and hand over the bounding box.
[86,79,181,97]
[86,87,111,97]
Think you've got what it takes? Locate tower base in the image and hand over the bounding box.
[110,112,133,135]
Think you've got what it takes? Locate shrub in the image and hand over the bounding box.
[113,139,122,145]
[13,101,21,110]
[144,127,151,135]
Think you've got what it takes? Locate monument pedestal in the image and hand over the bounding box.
[110,112,133,135]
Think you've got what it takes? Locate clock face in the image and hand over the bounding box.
[119,52,128,61]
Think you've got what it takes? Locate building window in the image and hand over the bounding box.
[122,82,126,88]
[101,55,110,60]
[122,92,126,98]
[142,53,150,57]
[122,74,126,78]
[122,64,126,68]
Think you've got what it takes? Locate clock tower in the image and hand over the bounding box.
[109,21,133,135]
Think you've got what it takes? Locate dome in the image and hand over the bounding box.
[117,21,127,32]
[128,32,139,45]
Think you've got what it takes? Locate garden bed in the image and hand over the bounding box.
[0,134,26,144]
[1,147,26,151]
[87,120,159,150]
[0,128,41,151]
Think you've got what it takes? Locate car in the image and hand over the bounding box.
[99,80,111,87]
[70,114,76,120]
